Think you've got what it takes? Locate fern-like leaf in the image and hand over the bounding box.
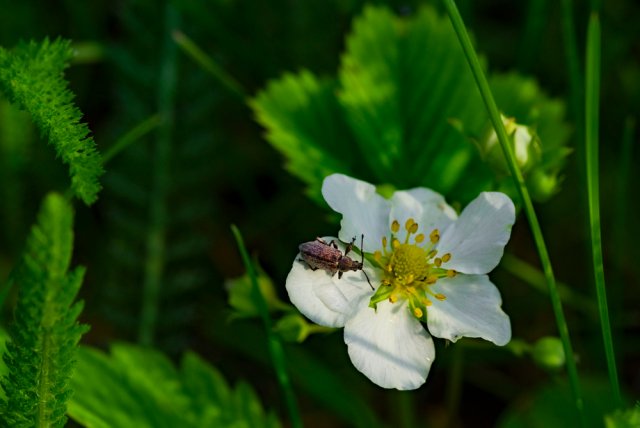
[0,193,89,428]
[0,38,103,205]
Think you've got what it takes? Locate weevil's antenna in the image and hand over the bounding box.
[360,234,374,290]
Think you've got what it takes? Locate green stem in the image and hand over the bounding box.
[172,30,246,100]
[585,13,622,407]
[442,0,585,424]
[139,3,179,346]
[102,115,162,164]
[231,225,303,428]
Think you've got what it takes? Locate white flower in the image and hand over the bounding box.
[286,174,515,390]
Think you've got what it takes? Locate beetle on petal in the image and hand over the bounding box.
[298,235,374,290]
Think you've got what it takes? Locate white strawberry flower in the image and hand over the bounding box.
[286,174,515,390]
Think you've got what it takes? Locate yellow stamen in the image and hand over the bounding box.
[446,269,457,278]
[434,258,442,268]
[442,253,452,263]
[382,236,388,249]
[405,218,415,231]
[425,275,438,284]
[389,294,398,303]
[430,229,440,244]
[415,233,425,243]
[391,220,400,233]
[427,249,437,259]
[435,293,447,301]
[392,239,400,249]
[409,223,419,234]
[413,307,423,319]
[424,299,433,307]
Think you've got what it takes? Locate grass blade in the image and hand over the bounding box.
[585,13,622,407]
[442,0,586,424]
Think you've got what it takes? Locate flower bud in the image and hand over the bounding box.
[527,169,560,202]
[225,268,289,318]
[532,336,565,371]
[274,313,311,343]
[483,114,541,174]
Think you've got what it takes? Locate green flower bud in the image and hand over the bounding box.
[527,168,560,202]
[274,313,310,343]
[531,336,565,371]
[225,268,290,318]
[484,114,541,174]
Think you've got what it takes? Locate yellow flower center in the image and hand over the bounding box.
[370,218,457,320]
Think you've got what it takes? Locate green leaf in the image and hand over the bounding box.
[251,5,571,206]
[251,5,491,202]
[0,38,104,205]
[0,193,89,428]
[338,5,489,191]
[251,71,356,202]
[68,344,282,428]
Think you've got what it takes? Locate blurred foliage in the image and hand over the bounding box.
[68,344,281,428]
[498,378,621,428]
[605,405,640,428]
[0,0,638,427]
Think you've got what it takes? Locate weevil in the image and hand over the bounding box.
[298,235,374,290]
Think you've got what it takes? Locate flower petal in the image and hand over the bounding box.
[322,174,390,252]
[436,192,515,274]
[344,300,435,390]
[390,188,457,241]
[286,237,375,328]
[426,274,511,345]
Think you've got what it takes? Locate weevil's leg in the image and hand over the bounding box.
[344,236,357,256]
[338,271,343,279]
[328,240,339,249]
[315,237,329,245]
[360,234,365,264]
[298,258,318,270]
[362,269,374,290]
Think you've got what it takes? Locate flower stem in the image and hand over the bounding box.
[442,0,585,424]
[585,13,622,407]
[231,225,303,428]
